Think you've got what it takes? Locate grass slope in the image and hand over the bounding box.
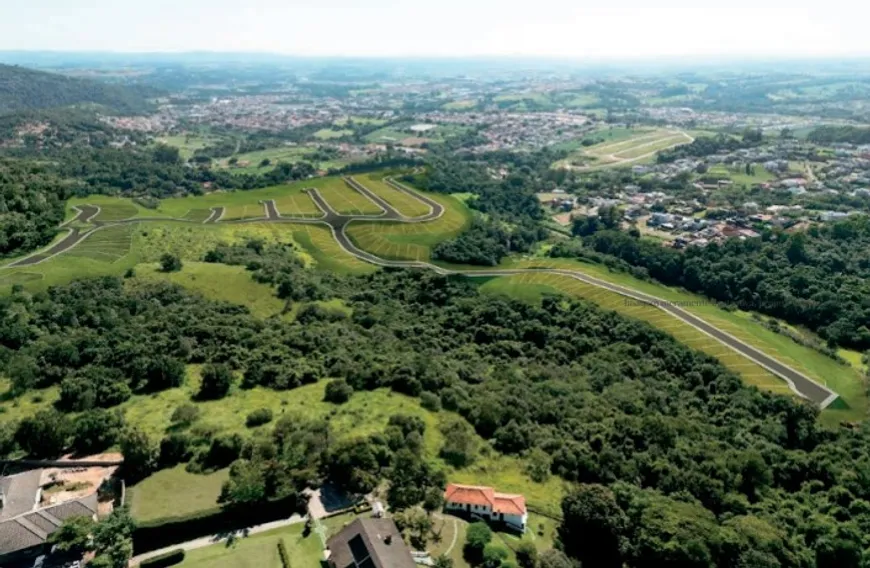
[345,193,471,262]
[352,173,432,218]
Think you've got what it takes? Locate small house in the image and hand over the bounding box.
[443,484,527,532]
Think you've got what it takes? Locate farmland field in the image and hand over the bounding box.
[352,173,432,217]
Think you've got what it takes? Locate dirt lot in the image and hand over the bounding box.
[39,453,121,507]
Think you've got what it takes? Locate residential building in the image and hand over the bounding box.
[325,518,415,568]
[443,483,527,532]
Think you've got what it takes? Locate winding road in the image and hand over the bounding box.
[1,176,838,407]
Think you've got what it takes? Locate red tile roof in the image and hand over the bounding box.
[444,484,526,516]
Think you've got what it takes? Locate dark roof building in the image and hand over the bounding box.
[0,470,43,521]
[0,492,97,565]
[326,517,415,568]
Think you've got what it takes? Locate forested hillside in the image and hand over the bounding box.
[563,214,870,350]
[0,63,152,114]
[3,243,870,565]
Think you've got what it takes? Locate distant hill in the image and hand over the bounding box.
[0,63,151,115]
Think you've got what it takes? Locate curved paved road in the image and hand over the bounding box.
[0,176,838,407]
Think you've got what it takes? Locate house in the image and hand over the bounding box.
[443,484,527,532]
[0,492,98,566]
[325,518,415,568]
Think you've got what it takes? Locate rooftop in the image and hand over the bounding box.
[444,483,527,516]
[327,518,415,568]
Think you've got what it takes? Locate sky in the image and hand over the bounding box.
[1,0,868,60]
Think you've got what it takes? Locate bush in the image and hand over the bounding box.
[463,522,492,564]
[420,391,441,412]
[197,364,233,400]
[159,253,183,273]
[324,379,353,404]
[246,408,274,428]
[140,548,185,567]
[277,538,291,568]
[171,404,201,426]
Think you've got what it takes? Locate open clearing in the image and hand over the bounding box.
[128,466,229,524]
[555,128,693,170]
[345,193,471,261]
[353,173,432,218]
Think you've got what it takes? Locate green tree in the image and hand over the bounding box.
[159,253,183,272]
[433,556,454,568]
[198,363,233,400]
[515,541,538,568]
[559,484,626,568]
[92,507,135,568]
[464,522,492,565]
[119,427,158,481]
[15,409,71,458]
[324,379,354,404]
[48,515,96,554]
[73,409,123,455]
[538,549,572,568]
[219,459,267,507]
[482,544,508,568]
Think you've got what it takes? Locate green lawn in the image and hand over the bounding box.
[706,165,776,185]
[177,522,322,568]
[128,465,229,524]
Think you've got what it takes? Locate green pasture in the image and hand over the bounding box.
[333,116,386,126]
[352,173,432,218]
[157,134,222,160]
[706,165,776,185]
[216,146,349,174]
[443,99,477,110]
[364,126,413,143]
[345,193,471,261]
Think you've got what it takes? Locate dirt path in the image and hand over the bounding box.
[0,175,837,408]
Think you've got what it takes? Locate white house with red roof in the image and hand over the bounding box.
[443,483,527,532]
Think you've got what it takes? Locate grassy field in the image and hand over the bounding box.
[313,128,353,140]
[492,257,867,422]
[554,129,692,170]
[132,262,287,319]
[443,99,477,110]
[215,146,349,174]
[128,466,229,524]
[157,134,222,160]
[352,173,432,218]
[707,165,776,185]
[333,116,386,126]
[345,193,471,262]
[290,224,376,275]
[67,225,134,263]
[315,177,384,215]
[177,522,322,568]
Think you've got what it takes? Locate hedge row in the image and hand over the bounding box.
[140,548,185,568]
[278,538,291,568]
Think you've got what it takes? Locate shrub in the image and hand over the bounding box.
[171,404,201,427]
[159,253,183,273]
[420,391,441,412]
[277,538,291,568]
[140,548,185,568]
[197,364,233,400]
[246,408,274,428]
[324,379,353,404]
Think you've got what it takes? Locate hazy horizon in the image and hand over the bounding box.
[2,0,869,60]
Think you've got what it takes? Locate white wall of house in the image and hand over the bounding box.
[445,500,492,517]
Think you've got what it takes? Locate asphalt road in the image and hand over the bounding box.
[0,176,838,407]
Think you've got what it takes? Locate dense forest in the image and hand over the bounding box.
[808,126,870,146]
[0,64,153,115]
[3,241,870,566]
[562,213,870,349]
[0,158,68,256]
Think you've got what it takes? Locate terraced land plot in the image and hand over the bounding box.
[345,194,471,261]
[92,201,139,222]
[611,133,693,160]
[290,224,375,275]
[272,191,322,218]
[352,174,432,217]
[181,208,213,222]
[482,272,790,396]
[221,202,267,221]
[316,179,384,215]
[67,225,134,263]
